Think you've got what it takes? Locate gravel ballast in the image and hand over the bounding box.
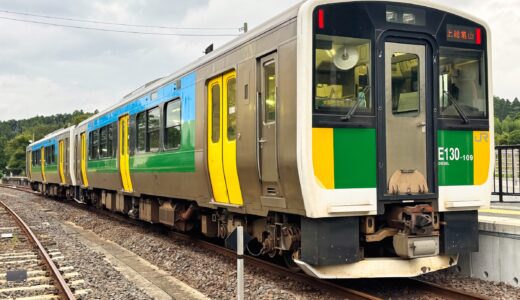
[2,187,520,299]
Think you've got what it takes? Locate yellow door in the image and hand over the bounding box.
[80,133,89,187]
[207,71,243,205]
[58,140,66,184]
[41,147,46,182]
[119,115,133,192]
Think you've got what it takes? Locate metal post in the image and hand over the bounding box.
[498,147,503,203]
[237,225,244,300]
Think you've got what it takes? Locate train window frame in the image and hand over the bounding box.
[227,77,238,140]
[211,83,221,143]
[108,123,114,158]
[164,99,182,150]
[313,34,373,117]
[136,112,146,153]
[262,60,277,124]
[90,130,99,160]
[99,126,108,158]
[391,52,421,116]
[146,107,161,153]
[438,46,488,120]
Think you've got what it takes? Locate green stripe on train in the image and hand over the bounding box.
[333,128,377,189]
[437,130,474,186]
[88,120,196,174]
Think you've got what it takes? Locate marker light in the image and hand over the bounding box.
[318,9,325,29]
[476,28,482,45]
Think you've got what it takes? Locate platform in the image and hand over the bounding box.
[458,202,520,286]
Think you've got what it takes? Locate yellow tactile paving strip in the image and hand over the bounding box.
[480,208,520,216]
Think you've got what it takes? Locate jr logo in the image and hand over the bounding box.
[474,132,489,143]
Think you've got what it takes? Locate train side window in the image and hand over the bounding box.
[165,99,181,149]
[147,107,160,152]
[100,126,108,158]
[136,112,146,153]
[92,130,99,160]
[227,77,237,140]
[263,61,276,123]
[211,84,221,143]
[108,123,114,157]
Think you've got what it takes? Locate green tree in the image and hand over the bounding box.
[5,134,31,176]
[508,130,520,145]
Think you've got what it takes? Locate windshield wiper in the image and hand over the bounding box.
[443,91,470,124]
[341,86,370,122]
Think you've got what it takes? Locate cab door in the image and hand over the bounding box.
[258,53,280,196]
[58,140,66,184]
[119,115,133,192]
[207,71,243,205]
[80,132,88,187]
[383,41,434,196]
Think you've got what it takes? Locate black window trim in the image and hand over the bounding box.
[135,106,161,154]
[164,98,182,151]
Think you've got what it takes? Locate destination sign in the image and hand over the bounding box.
[446,24,482,45]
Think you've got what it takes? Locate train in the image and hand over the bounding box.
[26,0,493,278]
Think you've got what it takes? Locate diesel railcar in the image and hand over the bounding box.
[26,0,493,278]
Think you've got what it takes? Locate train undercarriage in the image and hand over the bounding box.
[33,182,474,278]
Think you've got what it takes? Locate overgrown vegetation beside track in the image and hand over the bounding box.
[0,110,95,176]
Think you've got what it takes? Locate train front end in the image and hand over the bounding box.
[295,0,492,278]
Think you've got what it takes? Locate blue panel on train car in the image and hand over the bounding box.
[87,71,196,132]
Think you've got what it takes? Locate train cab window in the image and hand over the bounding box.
[263,62,276,123]
[147,107,160,152]
[136,112,146,152]
[165,99,181,149]
[227,77,237,140]
[211,84,221,143]
[314,35,372,115]
[391,53,420,116]
[439,47,487,118]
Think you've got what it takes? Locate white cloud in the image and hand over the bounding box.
[0,0,518,121]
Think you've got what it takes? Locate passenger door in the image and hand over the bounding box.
[80,132,88,187]
[58,140,65,184]
[258,53,280,195]
[207,71,243,205]
[119,115,133,192]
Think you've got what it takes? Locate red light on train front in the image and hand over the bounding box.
[476,28,482,45]
[318,8,325,29]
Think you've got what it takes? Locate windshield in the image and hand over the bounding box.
[314,34,372,114]
[439,47,487,118]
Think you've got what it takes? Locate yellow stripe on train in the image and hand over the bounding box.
[473,131,490,185]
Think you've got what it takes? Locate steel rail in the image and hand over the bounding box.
[0,184,492,299]
[0,198,76,300]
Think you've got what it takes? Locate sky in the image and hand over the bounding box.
[0,0,518,121]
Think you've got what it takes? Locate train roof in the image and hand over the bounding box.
[77,1,304,128]
[77,0,490,128]
[27,126,74,150]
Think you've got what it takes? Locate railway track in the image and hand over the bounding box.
[0,184,490,299]
[0,192,82,300]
